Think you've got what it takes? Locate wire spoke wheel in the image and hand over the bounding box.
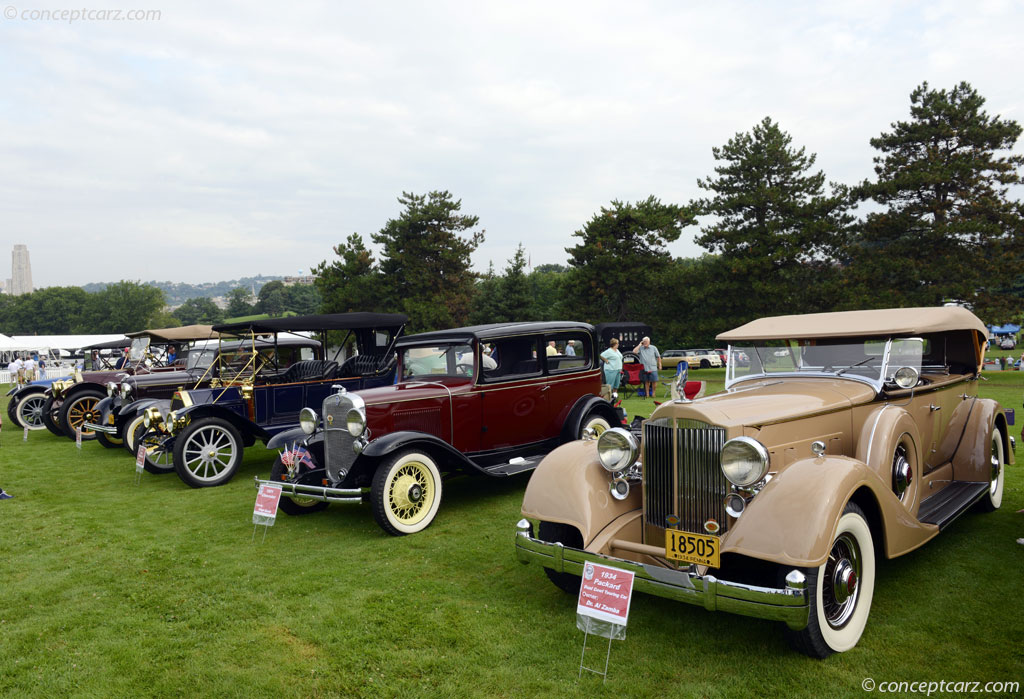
[173,418,243,488]
[17,393,48,430]
[371,451,443,536]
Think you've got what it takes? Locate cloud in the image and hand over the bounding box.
[0,0,1021,287]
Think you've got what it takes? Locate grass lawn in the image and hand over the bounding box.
[1,373,1022,697]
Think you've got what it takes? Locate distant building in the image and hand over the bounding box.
[282,275,315,286]
[11,245,32,296]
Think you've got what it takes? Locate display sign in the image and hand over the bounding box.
[135,445,146,474]
[253,483,283,524]
[23,426,28,442]
[576,562,635,626]
[75,427,82,449]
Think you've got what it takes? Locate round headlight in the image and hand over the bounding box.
[597,427,639,473]
[143,413,151,428]
[106,382,117,397]
[346,408,366,437]
[721,436,770,487]
[299,407,319,435]
[120,382,131,399]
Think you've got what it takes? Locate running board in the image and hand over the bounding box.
[917,481,990,529]
[484,454,545,477]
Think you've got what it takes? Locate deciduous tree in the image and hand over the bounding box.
[173,297,224,325]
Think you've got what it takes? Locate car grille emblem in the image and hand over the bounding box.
[665,515,680,529]
[327,415,333,425]
[704,519,720,534]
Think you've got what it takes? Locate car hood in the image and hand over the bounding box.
[355,379,471,406]
[657,378,877,428]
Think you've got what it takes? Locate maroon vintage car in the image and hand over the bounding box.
[256,321,620,535]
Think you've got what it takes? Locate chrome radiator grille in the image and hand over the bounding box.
[323,393,357,483]
[644,419,729,535]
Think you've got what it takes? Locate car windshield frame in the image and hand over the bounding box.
[400,343,476,380]
[725,337,925,392]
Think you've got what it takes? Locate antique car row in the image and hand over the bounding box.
[18,307,1014,658]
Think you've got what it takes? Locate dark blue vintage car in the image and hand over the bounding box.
[135,312,407,488]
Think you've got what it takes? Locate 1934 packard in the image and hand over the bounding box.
[514,307,1012,657]
[258,321,621,536]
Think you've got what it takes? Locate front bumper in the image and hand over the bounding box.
[254,477,365,504]
[514,519,809,630]
[83,421,116,434]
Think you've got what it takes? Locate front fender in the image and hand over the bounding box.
[116,398,166,427]
[361,431,476,473]
[175,405,269,443]
[521,440,641,548]
[267,426,311,451]
[559,395,620,443]
[724,455,936,568]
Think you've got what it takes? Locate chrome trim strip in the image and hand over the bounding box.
[514,521,808,629]
[83,422,116,434]
[255,477,364,504]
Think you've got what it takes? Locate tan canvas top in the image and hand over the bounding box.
[717,307,987,342]
[126,324,218,341]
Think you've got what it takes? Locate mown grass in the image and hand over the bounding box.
[0,374,1021,698]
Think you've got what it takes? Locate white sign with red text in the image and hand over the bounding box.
[576,562,635,626]
[253,483,283,524]
[135,444,146,474]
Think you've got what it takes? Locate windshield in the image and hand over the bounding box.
[402,344,474,379]
[187,347,217,370]
[129,337,151,363]
[726,338,924,390]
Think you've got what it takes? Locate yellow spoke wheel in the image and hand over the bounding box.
[371,451,443,536]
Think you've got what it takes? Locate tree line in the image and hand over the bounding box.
[314,82,1024,346]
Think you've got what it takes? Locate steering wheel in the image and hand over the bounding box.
[455,363,473,376]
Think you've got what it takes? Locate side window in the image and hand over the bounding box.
[544,332,592,374]
[480,336,542,382]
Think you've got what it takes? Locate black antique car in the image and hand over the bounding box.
[257,321,620,536]
[137,312,407,487]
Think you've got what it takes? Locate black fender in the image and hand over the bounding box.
[175,404,270,446]
[94,396,114,425]
[559,394,620,443]
[9,384,48,400]
[267,426,311,451]
[114,398,169,435]
[360,430,478,477]
[63,382,107,402]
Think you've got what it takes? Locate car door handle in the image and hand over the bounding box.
[929,405,941,411]
[540,385,550,392]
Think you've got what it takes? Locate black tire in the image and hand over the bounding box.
[96,431,123,449]
[977,428,1004,512]
[123,414,146,453]
[700,359,710,369]
[15,391,49,431]
[371,450,443,536]
[786,502,875,658]
[133,423,175,474]
[270,456,328,516]
[59,389,105,441]
[42,395,65,436]
[6,391,23,427]
[173,417,244,488]
[538,521,584,594]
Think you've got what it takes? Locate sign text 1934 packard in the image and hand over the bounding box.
[515,307,1012,657]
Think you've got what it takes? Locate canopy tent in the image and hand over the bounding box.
[7,334,127,352]
[987,324,1020,335]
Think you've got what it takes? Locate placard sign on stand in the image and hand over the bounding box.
[75,427,83,450]
[134,445,146,484]
[23,426,28,442]
[576,561,635,682]
[252,483,282,543]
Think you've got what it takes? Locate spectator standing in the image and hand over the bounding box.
[546,341,558,357]
[23,355,36,382]
[565,341,576,357]
[600,338,623,388]
[632,336,662,399]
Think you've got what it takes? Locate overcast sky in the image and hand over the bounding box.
[2,0,1022,289]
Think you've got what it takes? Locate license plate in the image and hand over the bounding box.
[666,529,720,568]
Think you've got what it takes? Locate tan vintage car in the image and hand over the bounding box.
[515,307,1012,657]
